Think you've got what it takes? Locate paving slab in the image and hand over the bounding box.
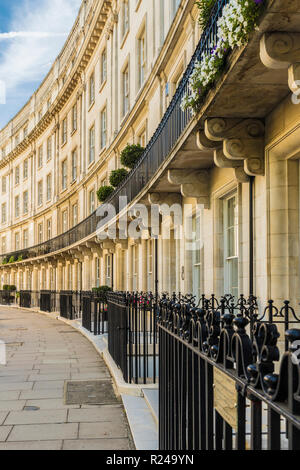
[62,438,131,450]
[0,412,8,425]
[79,422,128,439]
[0,440,63,450]
[33,381,64,390]
[20,389,63,400]
[0,382,33,392]
[28,373,72,381]
[5,409,67,425]
[0,426,12,441]
[0,400,26,411]
[68,406,125,423]
[0,391,20,401]
[8,423,78,441]
[0,376,29,384]
[25,399,80,410]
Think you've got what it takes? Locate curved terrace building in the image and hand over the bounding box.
[0,0,300,311]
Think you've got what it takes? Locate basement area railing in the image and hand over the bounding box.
[0,0,229,265]
[158,293,300,450]
[107,292,159,385]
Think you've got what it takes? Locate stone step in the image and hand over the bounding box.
[121,394,158,450]
[142,388,158,428]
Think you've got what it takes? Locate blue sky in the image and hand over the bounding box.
[0,0,82,129]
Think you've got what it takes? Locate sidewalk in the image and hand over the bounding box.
[0,306,134,450]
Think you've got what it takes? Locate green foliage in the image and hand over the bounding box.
[196,0,217,28]
[8,256,15,264]
[2,258,8,265]
[120,144,145,170]
[92,285,112,302]
[17,255,23,262]
[3,285,17,291]
[109,168,129,188]
[97,185,114,203]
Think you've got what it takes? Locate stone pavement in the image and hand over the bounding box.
[0,307,134,450]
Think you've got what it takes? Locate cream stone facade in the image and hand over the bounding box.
[0,0,300,315]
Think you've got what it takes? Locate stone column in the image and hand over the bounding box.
[73,260,78,291]
[141,239,148,292]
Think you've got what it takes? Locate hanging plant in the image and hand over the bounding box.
[109,168,129,188]
[181,0,265,114]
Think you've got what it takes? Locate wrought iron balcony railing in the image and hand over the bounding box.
[0,0,229,265]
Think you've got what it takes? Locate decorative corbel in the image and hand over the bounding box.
[101,240,116,253]
[167,169,210,208]
[260,32,300,95]
[204,118,265,177]
[148,192,181,206]
[85,241,102,257]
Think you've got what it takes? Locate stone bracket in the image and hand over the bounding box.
[204,118,265,177]
[167,170,210,209]
[148,192,182,206]
[260,32,300,94]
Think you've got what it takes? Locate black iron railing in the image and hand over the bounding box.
[0,0,229,265]
[0,290,16,305]
[81,292,108,335]
[59,291,82,320]
[158,293,300,450]
[19,290,33,308]
[40,291,60,313]
[107,292,159,384]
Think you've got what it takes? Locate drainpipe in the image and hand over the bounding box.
[249,176,254,297]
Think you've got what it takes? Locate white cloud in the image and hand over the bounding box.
[0,0,82,127]
[0,31,68,40]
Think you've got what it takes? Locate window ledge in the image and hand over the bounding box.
[88,101,95,112]
[120,30,129,49]
[99,80,107,94]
